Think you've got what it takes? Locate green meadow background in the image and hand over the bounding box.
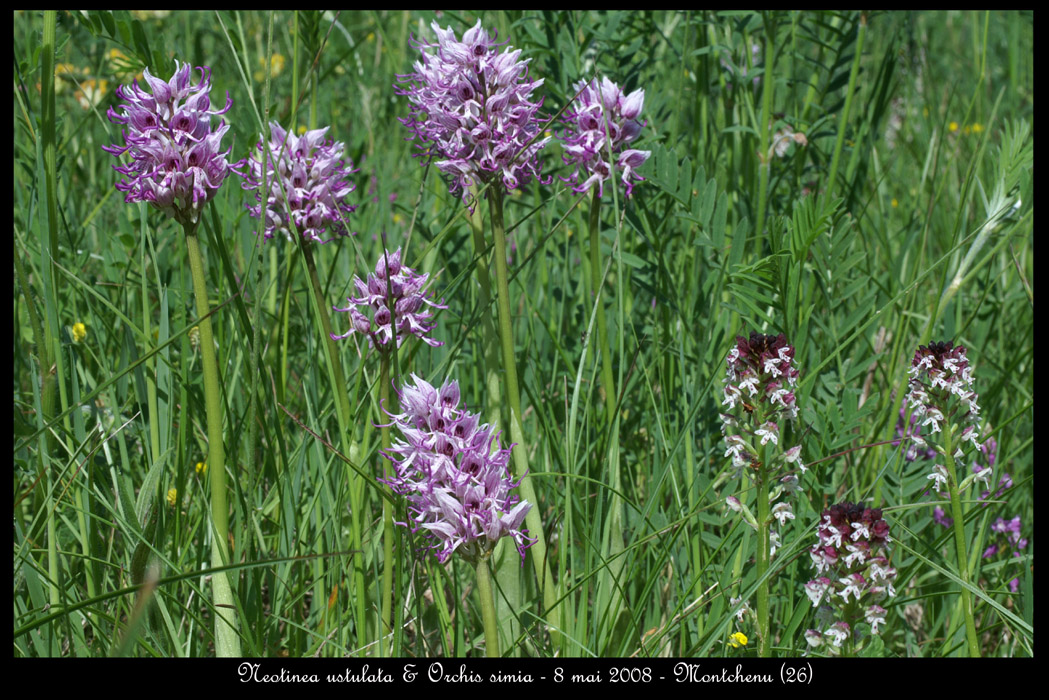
[13,10,1033,657]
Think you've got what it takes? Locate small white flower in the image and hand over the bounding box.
[755,422,779,446]
[730,596,751,622]
[927,464,949,493]
[865,605,887,634]
[825,622,849,648]
[838,574,865,603]
[772,502,795,527]
[844,543,868,567]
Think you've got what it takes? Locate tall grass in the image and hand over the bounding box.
[13,10,1032,658]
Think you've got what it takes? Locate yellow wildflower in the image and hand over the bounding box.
[71,322,87,343]
[166,488,178,507]
[728,631,748,648]
[972,123,984,134]
[891,198,899,208]
[254,53,286,82]
[196,461,208,475]
[75,78,109,110]
[948,121,959,133]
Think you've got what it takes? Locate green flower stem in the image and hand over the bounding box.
[183,224,241,657]
[467,186,504,427]
[587,190,616,425]
[754,455,772,657]
[475,556,500,658]
[943,425,981,657]
[379,355,395,656]
[487,189,560,647]
[40,11,63,612]
[298,240,367,652]
[468,186,520,653]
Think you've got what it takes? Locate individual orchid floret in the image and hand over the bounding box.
[238,121,358,243]
[396,20,549,205]
[332,248,446,351]
[103,60,235,226]
[382,375,534,563]
[559,76,650,197]
[893,400,938,462]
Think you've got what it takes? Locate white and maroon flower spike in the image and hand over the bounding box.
[331,248,446,351]
[805,502,896,646]
[238,121,358,243]
[396,20,550,205]
[906,341,982,441]
[103,60,235,226]
[719,332,801,479]
[559,76,650,198]
[381,375,534,563]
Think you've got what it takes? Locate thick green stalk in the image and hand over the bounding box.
[587,191,616,424]
[475,556,500,658]
[298,241,367,652]
[943,426,981,657]
[466,187,519,652]
[379,356,395,656]
[183,225,241,657]
[487,190,560,647]
[467,186,504,427]
[754,454,772,657]
[39,12,62,611]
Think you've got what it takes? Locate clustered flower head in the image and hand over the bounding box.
[396,20,549,204]
[331,248,446,351]
[804,502,896,653]
[906,341,981,444]
[559,77,650,197]
[720,332,802,479]
[103,60,234,226]
[238,121,358,243]
[382,375,533,563]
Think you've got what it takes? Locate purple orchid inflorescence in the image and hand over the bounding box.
[559,76,650,197]
[103,60,235,226]
[396,20,550,205]
[381,375,533,564]
[804,502,896,653]
[331,248,446,351]
[239,121,358,243]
